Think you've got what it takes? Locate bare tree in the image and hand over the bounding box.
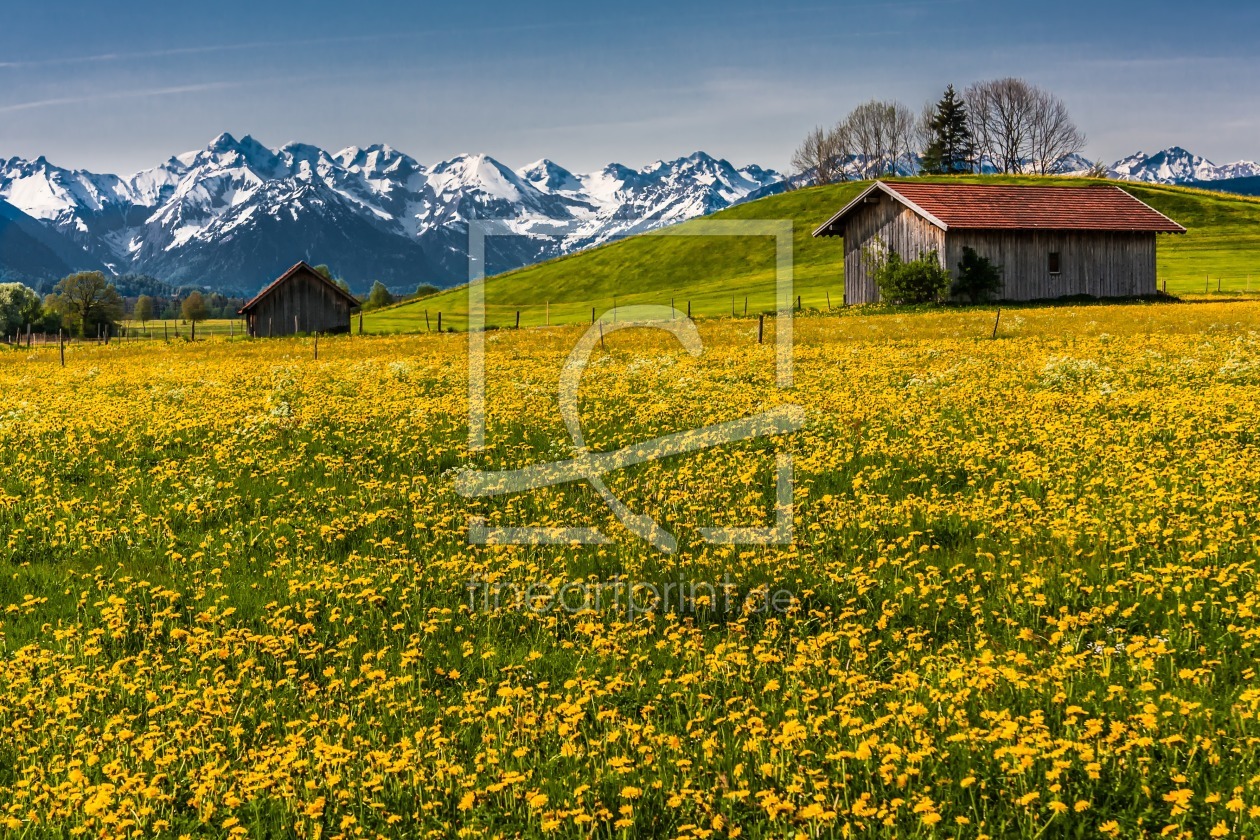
[966,78,1034,173]
[915,99,937,163]
[1027,88,1087,174]
[844,99,916,178]
[888,101,918,175]
[965,78,1086,174]
[791,124,850,185]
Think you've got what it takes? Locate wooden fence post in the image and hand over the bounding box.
[826,291,831,310]
[687,301,691,319]
[294,314,299,334]
[599,320,605,352]
[744,296,748,316]
[991,308,1002,340]
[437,312,442,332]
[758,314,764,344]
[359,311,364,335]
[591,307,596,325]
[314,332,319,360]
[515,310,520,329]
[425,310,430,332]
[164,322,169,341]
[191,321,195,342]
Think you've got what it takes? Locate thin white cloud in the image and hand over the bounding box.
[0,81,243,114]
[0,33,418,71]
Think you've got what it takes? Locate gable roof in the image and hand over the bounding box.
[238,261,361,314]
[813,181,1187,237]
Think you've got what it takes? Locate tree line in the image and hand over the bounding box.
[2,266,447,341]
[311,264,440,312]
[0,272,245,340]
[792,78,1090,183]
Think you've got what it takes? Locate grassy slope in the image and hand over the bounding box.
[365,176,1260,333]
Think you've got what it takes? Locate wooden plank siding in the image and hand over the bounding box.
[818,181,1184,305]
[839,200,1160,304]
[842,196,945,304]
[944,231,1157,300]
[244,268,354,336]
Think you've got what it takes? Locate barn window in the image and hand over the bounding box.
[1048,252,1061,275]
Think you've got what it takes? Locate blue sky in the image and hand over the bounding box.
[1,0,1257,175]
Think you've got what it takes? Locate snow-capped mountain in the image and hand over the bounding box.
[0,134,782,294]
[1108,147,1260,184]
[0,198,111,284]
[5,135,1258,294]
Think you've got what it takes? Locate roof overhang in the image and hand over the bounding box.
[1111,186,1187,234]
[812,181,949,238]
[812,180,1188,238]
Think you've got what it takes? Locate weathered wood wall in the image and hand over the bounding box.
[842,197,945,304]
[839,197,1162,303]
[246,269,353,336]
[944,231,1157,301]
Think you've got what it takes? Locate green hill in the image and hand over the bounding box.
[364,176,1260,333]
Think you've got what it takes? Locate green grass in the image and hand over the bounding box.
[119,317,249,338]
[364,176,1260,334]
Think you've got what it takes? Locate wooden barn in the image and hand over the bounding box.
[239,261,360,337]
[812,181,1186,304]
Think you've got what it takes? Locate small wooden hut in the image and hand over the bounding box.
[812,181,1186,304]
[239,261,360,337]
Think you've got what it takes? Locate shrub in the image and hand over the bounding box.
[953,247,1004,303]
[865,242,951,304]
[366,281,395,310]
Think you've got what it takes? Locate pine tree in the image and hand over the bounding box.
[921,85,975,175]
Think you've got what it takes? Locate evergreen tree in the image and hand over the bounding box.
[921,85,975,175]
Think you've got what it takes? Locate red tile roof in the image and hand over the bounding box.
[238,260,361,314]
[814,181,1187,236]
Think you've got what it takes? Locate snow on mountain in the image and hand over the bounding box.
[519,159,585,195]
[1049,153,1096,175]
[0,136,784,293]
[0,197,110,285]
[6,134,1257,294]
[1108,147,1260,184]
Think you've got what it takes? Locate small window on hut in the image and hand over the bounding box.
[1048,252,1061,275]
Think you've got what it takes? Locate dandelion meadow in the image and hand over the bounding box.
[1,301,1259,839]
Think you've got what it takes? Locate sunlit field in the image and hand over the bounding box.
[2,301,1259,838]
[364,177,1260,334]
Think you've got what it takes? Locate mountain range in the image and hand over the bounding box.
[0,139,1256,295]
[0,135,781,294]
